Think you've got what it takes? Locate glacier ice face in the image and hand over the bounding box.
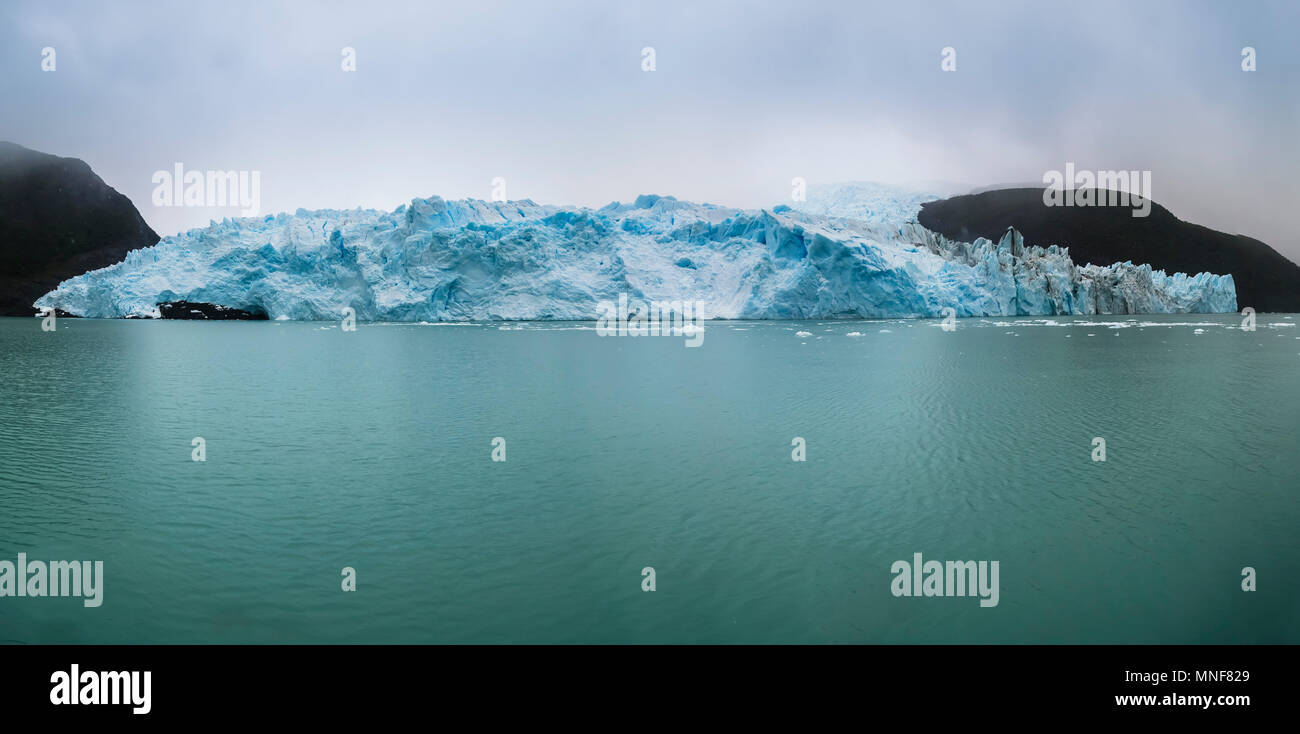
[35,184,1236,320]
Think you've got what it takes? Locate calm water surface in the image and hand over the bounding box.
[0,314,1296,643]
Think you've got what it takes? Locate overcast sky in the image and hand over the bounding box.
[2,0,1297,261]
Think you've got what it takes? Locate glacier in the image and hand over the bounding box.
[35,183,1237,320]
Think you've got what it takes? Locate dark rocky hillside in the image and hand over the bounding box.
[918,188,1300,313]
[0,142,159,316]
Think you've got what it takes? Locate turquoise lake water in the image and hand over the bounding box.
[0,314,1296,643]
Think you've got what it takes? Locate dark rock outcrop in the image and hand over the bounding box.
[0,142,159,316]
[157,301,268,320]
[917,187,1300,313]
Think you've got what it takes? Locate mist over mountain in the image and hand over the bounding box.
[0,142,159,316]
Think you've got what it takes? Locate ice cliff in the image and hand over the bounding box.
[35,183,1237,320]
